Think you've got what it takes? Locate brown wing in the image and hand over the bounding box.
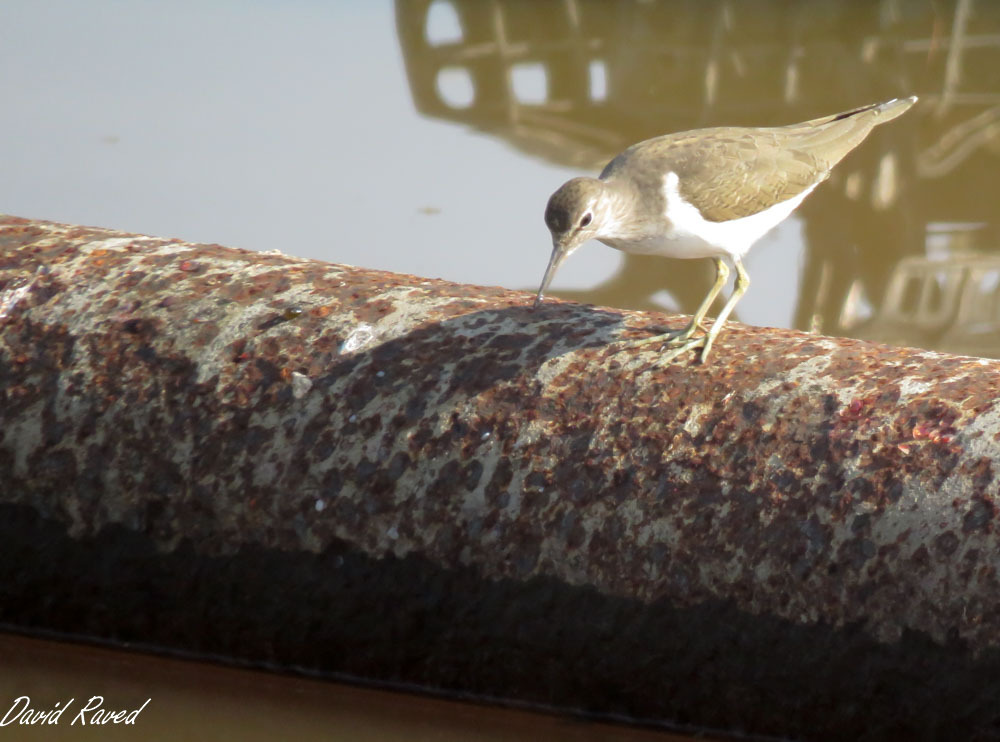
[667,131,829,222]
[611,97,917,223]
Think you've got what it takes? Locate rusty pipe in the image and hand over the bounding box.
[2,216,1000,740]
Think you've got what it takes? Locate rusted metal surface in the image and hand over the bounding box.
[3,215,1000,740]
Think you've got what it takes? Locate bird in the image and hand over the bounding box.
[534,96,918,363]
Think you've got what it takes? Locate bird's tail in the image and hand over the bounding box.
[805,96,919,129]
[790,96,918,170]
[834,96,918,125]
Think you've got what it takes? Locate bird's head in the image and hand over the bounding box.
[534,177,607,308]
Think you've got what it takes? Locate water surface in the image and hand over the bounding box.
[0,634,700,741]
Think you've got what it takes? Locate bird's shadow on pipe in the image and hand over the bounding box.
[331,298,688,402]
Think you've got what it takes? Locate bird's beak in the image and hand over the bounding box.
[533,237,576,309]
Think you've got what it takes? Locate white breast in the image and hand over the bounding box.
[601,171,816,261]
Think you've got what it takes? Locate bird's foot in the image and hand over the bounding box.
[664,319,709,342]
[630,321,701,347]
[622,327,713,363]
[660,333,709,363]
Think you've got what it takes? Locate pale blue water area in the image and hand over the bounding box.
[0,3,607,294]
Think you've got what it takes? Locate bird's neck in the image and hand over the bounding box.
[594,179,644,242]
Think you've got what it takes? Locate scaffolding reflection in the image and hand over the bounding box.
[397,0,1000,358]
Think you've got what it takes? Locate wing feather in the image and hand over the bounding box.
[661,132,828,222]
[601,97,916,223]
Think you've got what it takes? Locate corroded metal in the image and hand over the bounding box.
[3,216,1000,740]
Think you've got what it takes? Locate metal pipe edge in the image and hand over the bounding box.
[2,215,1000,740]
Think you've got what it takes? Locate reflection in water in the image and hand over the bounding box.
[396,0,1000,357]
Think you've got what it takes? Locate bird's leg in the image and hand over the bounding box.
[697,257,750,362]
[671,257,729,342]
[627,257,747,364]
[630,257,728,347]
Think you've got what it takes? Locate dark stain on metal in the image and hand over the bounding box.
[4,216,1000,740]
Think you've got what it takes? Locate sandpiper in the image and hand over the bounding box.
[534,96,918,363]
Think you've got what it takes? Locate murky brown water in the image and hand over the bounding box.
[0,635,699,742]
[1,0,998,738]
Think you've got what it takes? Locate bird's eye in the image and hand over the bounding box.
[580,213,592,227]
